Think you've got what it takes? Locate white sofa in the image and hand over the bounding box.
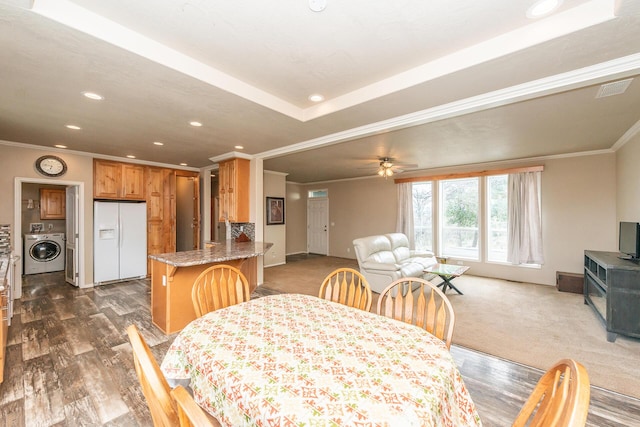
[352,233,437,293]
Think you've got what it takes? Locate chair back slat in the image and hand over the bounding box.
[126,325,179,427]
[319,268,373,312]
[512,359,590,427]
[377,277,455,349]
[191,265,250,318]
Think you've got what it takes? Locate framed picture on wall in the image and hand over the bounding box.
[266,197,285,225]
[30,222,44,233]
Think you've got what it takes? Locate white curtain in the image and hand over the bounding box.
[507,172,544,264]
[396,182,414,248]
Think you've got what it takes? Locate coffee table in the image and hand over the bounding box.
[425,263,470,295]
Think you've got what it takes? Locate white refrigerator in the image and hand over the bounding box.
[94,201,147,284]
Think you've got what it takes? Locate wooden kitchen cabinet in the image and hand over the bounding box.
[218,158,249,222]
[94,159,145,200]
[40,188,66,220]
[145,167,200,272]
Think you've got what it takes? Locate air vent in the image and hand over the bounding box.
[596,78,633,98]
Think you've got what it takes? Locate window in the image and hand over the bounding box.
[412,182,433,252]
[487,175,508,262]
[408,167,542,265]
[308,189,328,198]
[440,178,479,260]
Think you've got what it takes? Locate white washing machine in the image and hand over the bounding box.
[23,233,65,275]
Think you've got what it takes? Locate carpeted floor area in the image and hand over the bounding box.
[264,255,640,399]
[447,275,640,399]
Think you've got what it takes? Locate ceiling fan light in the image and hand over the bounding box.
[378,168,385,176]
[386,168,394,177]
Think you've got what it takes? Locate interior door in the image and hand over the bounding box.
[65,186,79,286]
[191,176,200,249]
[176,175,200,250]
[307,198,328,255]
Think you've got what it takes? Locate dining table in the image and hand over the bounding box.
[161,293,483,427]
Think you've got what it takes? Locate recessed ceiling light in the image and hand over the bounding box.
[153,141,164,146]
[82,91,104,100]
[126,155,136,159]
[527,0,562,18]
[234,145,244,150]
[309,0,327,12]
[180,163,188,166]
[65,124,81,130]
[54,144,67,149]
[189,121,203,127]
[308,94,324,102]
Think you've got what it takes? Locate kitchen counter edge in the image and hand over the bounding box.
[148,241,273,267]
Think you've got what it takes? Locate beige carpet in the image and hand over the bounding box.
[264,256,640,399]
[443,275,640,399]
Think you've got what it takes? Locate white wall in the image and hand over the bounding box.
[285,153,618,286]
[0,143,94,284]
[616,132,640,222]
[285,182,307,255]
[263,170,286,266]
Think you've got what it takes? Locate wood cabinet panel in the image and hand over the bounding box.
[122,163,145,199]
[163,169,177,253]
[146,167,163,222]
[218,158,249,222]
[94,160,121,199]
[94,159,145,200]
[40,188,66,220]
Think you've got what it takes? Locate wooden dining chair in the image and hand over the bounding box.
[377,277,455,349]
[170,385,221,427]
[191,264,250,318]
[318,267,373,311]
[126,324,179,427]
[512,359,590,427]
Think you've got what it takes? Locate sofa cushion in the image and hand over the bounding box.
[399,262,426,278]
[407,256,436,269]
[386,233,412,263]
[353,235,394,265]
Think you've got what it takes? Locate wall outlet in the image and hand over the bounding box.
[457,260,463,265]
[347,247,350,253]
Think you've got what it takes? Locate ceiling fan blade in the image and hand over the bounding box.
[392,162,418,168]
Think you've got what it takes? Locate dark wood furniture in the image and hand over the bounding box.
[556,271,583,294]
[584,250,640,342]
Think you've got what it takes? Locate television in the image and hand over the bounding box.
[619,221,640,260]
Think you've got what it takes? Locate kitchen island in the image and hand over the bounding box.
[149,241,272,334]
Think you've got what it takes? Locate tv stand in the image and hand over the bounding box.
[584,250,640,342]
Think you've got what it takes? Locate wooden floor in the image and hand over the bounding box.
[1,269,639,426]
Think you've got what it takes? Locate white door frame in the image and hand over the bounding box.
[14,177,86,297]
[307,198,329,255]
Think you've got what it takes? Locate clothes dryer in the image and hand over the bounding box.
[23,233,65,274]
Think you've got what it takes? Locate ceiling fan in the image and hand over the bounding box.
[360,157,418,178]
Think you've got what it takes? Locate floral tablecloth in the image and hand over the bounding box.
[161,293,482,427]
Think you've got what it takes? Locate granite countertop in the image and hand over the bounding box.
[148,241,273,267]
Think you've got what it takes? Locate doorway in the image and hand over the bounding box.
[14,177,85,297]
[307,198,328,255]
[176,175,199,251]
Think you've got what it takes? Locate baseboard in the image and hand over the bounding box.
[265,261,287,268]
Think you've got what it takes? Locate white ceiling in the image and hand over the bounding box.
[1,0,639,182]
